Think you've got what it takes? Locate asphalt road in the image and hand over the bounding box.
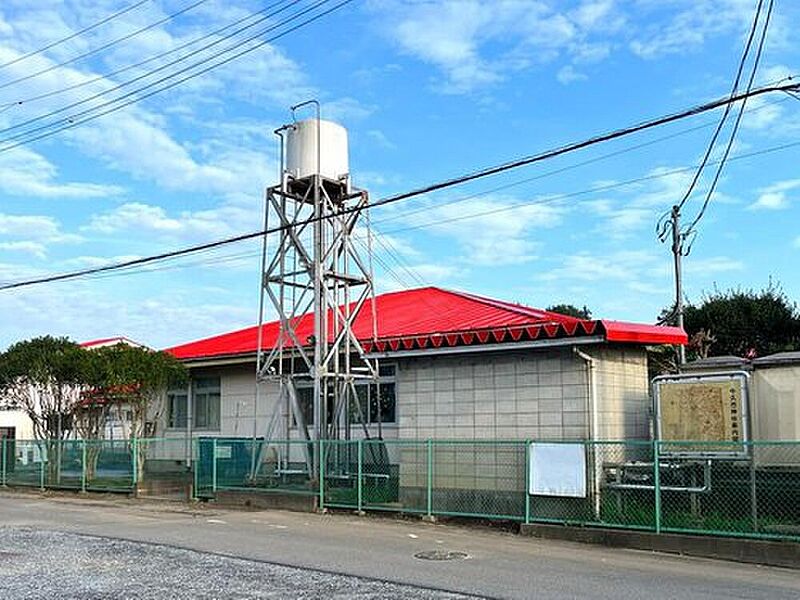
[0,491,798,599]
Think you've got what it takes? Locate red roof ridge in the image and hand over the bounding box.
[436,287,584,323]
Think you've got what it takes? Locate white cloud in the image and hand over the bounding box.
[375,0,623,93]
[683,256,744,275]
[0,240,47,259]
[0,147,122,198]
[557,65,587,84]
[629,0,755,59]
[0,212,80,244]
[403,195,566,265]
[749,178,800,210]
[84,201,256,242]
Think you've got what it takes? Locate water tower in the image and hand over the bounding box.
[255,101,379,475]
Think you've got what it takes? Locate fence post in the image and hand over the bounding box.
[357,439,363,514]
[318,439,325,511]
[212,438,218,493]
[192,438,199,501]
[131,437,139,492]
[524,440,531,525]
[39,441,45,491]
[426,439,433,519]
[653,440,661,534]
[81,440,87,493]
[749,441,758,533]
[1,438,6,487]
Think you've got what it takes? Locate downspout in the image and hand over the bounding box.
[573,347,600,518]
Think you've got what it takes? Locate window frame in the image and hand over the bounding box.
[166,388,189,430]
[293,364,397,428]
[192,376,221,431]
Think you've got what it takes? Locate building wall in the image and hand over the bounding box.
[395,345,650,442]
[0,409,35,440]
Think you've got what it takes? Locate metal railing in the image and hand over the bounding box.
[0,437,190,497]
[3,437,799,543]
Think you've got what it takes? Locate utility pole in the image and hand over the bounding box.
[669,205,686,366]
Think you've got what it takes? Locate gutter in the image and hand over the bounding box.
[573,346,600,518]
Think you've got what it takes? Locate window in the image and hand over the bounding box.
[294,365,397,427]
[167,389,188,429]
[193,377,221,430]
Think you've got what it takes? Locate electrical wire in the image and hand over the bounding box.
[1,80,797,292]
[0,0,297,111]
[372,92,794,229]
[674,0,766,213]
[19,135,799,288]
[0,0,302,128]
[0,0,151,72]
[684,0,774,236]
[0,0,211,92]
[0,0,351,152]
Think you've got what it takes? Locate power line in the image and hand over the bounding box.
[0,0,303,132]
[684,0,774,235]
[0,0,151,72]
[371,93,794,229]
[1,80,797,292]
[0,0,210,92]
[674,0,766,213]
[21,135,800,287]
[0,0,349,152]
[0,0,298,112]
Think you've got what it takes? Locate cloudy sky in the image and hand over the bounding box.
[0,0,798,349]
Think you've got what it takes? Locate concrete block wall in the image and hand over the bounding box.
[590,346,651,440]
[396,348,591,441]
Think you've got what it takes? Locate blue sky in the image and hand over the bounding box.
[0,0,798,349]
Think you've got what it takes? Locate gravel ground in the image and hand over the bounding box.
[0,528,476,600]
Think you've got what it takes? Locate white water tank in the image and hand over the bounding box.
[285,118,349,181]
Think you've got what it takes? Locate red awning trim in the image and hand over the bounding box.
[445,333,459,346]
[491,329,506,343]
[562,322,578,336]
[581,321,597,335]
[543,323,560,337]
[402,338,415,350]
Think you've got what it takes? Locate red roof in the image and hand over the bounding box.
[165,287,686,361]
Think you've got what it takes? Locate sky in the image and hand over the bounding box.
[0,0,798,350]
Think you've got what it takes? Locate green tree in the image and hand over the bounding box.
[546,304,593,319]
[0,336,90,440]
[86,344,187,440]
[84,344,187,484]
[661,282,800,359]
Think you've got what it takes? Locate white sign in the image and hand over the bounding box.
[529,442,587,498]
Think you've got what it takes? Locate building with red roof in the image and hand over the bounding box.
[159,286,685,446]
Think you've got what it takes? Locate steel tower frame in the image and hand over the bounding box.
[254,103,378,476]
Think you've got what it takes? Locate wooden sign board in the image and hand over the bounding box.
[654,372,749,457]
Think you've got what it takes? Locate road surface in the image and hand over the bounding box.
[0,491,798,599]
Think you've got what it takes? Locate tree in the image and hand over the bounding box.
[0,336,90,440]
[546,304,593,320]
[660,282,800,359]
[85,344,187,481]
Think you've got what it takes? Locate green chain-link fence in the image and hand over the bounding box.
[0,437,189,496]
[3,437,799,543]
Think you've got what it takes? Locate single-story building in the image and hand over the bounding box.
[162,286,686,445]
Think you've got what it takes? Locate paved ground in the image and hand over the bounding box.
[1,491,799,599]
[0,528,470,599]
